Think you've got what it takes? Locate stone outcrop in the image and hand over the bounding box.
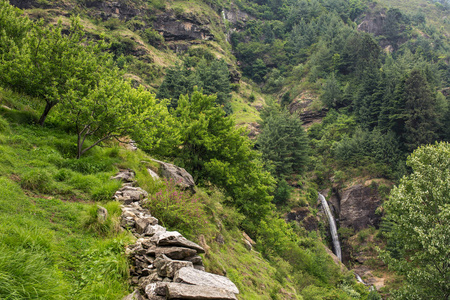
[338,184,382,231]
[111,168,239,300]
[151,159,195,190]
[286,207,318,232]
[153,12,214,42]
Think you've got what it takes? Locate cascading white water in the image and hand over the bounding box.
[318,193,342,261]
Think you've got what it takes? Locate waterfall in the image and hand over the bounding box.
[318,193,342,261]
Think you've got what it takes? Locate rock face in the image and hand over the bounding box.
[153,12,214,41]
[111,168,239,300]
[339,184,382,231]
[286,207,318,231]
[151,159,195,190]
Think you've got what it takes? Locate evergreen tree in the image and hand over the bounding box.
[155,63,197,109]
[257,105,309,178]
[403,70,439,151]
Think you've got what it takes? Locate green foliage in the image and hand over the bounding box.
[333,128,402,174]
[82,202,122,236]
[0,13,110,125]
[258,104,309,178]
[380,142,450,299]
[20,168,53,194]
[144,178,209,237]
[0,246,67,299]
[273,179,292,205]
[142,27,165,45]
[156,58,232,110]
[0,0,31,56]
[152,90,275,229]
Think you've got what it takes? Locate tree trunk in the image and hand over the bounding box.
[38,101,56,126]
[77,133,83,159]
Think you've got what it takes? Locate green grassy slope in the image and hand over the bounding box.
[0,87,305,299]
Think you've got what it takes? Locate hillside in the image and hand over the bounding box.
[1,0,450,299]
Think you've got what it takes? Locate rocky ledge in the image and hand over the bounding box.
[111,168,239,300]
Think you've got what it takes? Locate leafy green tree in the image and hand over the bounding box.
[0,1,31,55]
[58,69,174,159]
[157,89,275,228]
[380,142,450,299]
[0,17,110,126]
[257,105,309,178]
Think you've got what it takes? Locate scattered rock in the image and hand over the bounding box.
[152,231,205,253]
[135,217,159,234]
[97,205,108,223]
[165,282,238,300]
[111,168,239,299]
[114,186,148,203]
[215,234,225,245]
[147,168,160,180]
[155,246,198,260]
[243,240,252,251]
[151,159,195,190]
[198,234,211,254]
[154,254,194,278]
[174,267,239,294]
[145,225,166,237]
[122,289,145,300]
[111,169,135,182]
[145,283,167,299]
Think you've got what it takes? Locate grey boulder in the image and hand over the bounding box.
[174,267,239,294]
[152,231,205,253]
[165,283,238,300]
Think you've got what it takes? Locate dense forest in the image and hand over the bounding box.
[0,0,449,299]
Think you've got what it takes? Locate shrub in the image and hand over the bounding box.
[143,178,209,237]
[142,28,165,45]
[103,18,123,30]
[273,179,292,204]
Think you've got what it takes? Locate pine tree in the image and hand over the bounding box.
[403,70,439,151]
[257,105,309,178]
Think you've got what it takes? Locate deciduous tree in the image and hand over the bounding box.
[380,142,450,299]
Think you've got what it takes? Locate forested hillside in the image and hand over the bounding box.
[0,0,449,299]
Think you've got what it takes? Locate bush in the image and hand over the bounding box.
[143,178,209,237]
[142,28,165,45]
[273,179,292,204]
[103,18,123,30]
